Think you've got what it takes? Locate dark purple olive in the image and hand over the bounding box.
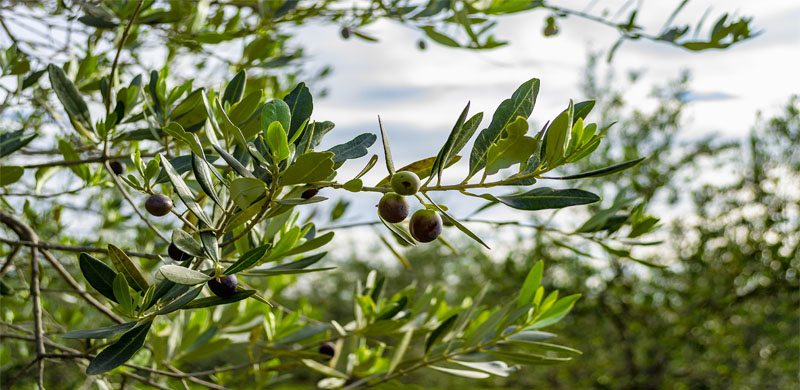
[318,342,335,359]
[378,192,410,223]
[167,243,192,261]
[417,39,426,50]
[301,188,319,199]
[409,209,442,243]
[340,27,351,39]
[145,194,173,217]
[109,161,124,175]
[208,274,238,298]
[390,171,421,195]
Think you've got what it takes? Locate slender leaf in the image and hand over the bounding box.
[377,116,395,174]
[388,329,413,374]
[518,260,543,307]
[113,274,133,314]
[172,229,205,258]
[548,158,646,180]
[47,64,93,133]
[159,153,213,225]
[430,366,489,378]
[230,177,267,209]
[156,286,203,315]
[426,314,458,354]
[191,153,221,206]
[495,188,600,211]
[450,360,511,377]
[158,265,211,285]
[79,253,118,303]
[224,244,270,275]
[182,290,256,310]
[0,130,36,158]
[212,144,254,178]
[86,321,152,375]
[301,359,348,379]
[107,245,149,292]
[326,133,377,164]
[222,70,246,104]
[431,105,480,184]
[281,151,335,185]
[283,82,313,140]
[62,322,138,339]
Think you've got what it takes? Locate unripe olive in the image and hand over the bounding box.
[301,188,319,199]
[208,274,238,298]
[318,342,335,359]
[378,192,410,223]
[145,194,173,216]
[167,243,192,261]
[109,161,124,175]
[409,209,442,243]
[390,171,421,195]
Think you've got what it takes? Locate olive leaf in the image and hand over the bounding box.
[327,133,377,164]
[222,69,246,105]
[79,253,118,303]
[430,102,474,184]
[86,321,152,375]
[158,265,211,285]
[281,151,335,185]
[159,153,213,225]
[107,245,149,292]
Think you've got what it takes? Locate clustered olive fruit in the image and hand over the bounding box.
[109,161,124,175]
[318,342,335,359]
[390,171,421,196]
[145,194,173,216]
[301,188,319,199]
[208,274,238,298]
[167,243,192,261]
[378,192,410,223]
[409,209,443,243]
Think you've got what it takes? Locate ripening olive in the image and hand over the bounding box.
[378,192,410,223]
[301,188,319,199]
[208,274,238,298]
[109,161,124,175]
[409,209,442,243]
[318,342,335,359]
[145,194,173,216]
[167,243,192,261]
[390,171,421,195]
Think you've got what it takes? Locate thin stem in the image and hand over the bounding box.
[105,0,145,114]
[0,243,21,277]
[29,248,45,390]
[0,237,161,259]
[170,208,198,232]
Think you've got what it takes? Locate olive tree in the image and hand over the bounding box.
[0,1,756,389]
